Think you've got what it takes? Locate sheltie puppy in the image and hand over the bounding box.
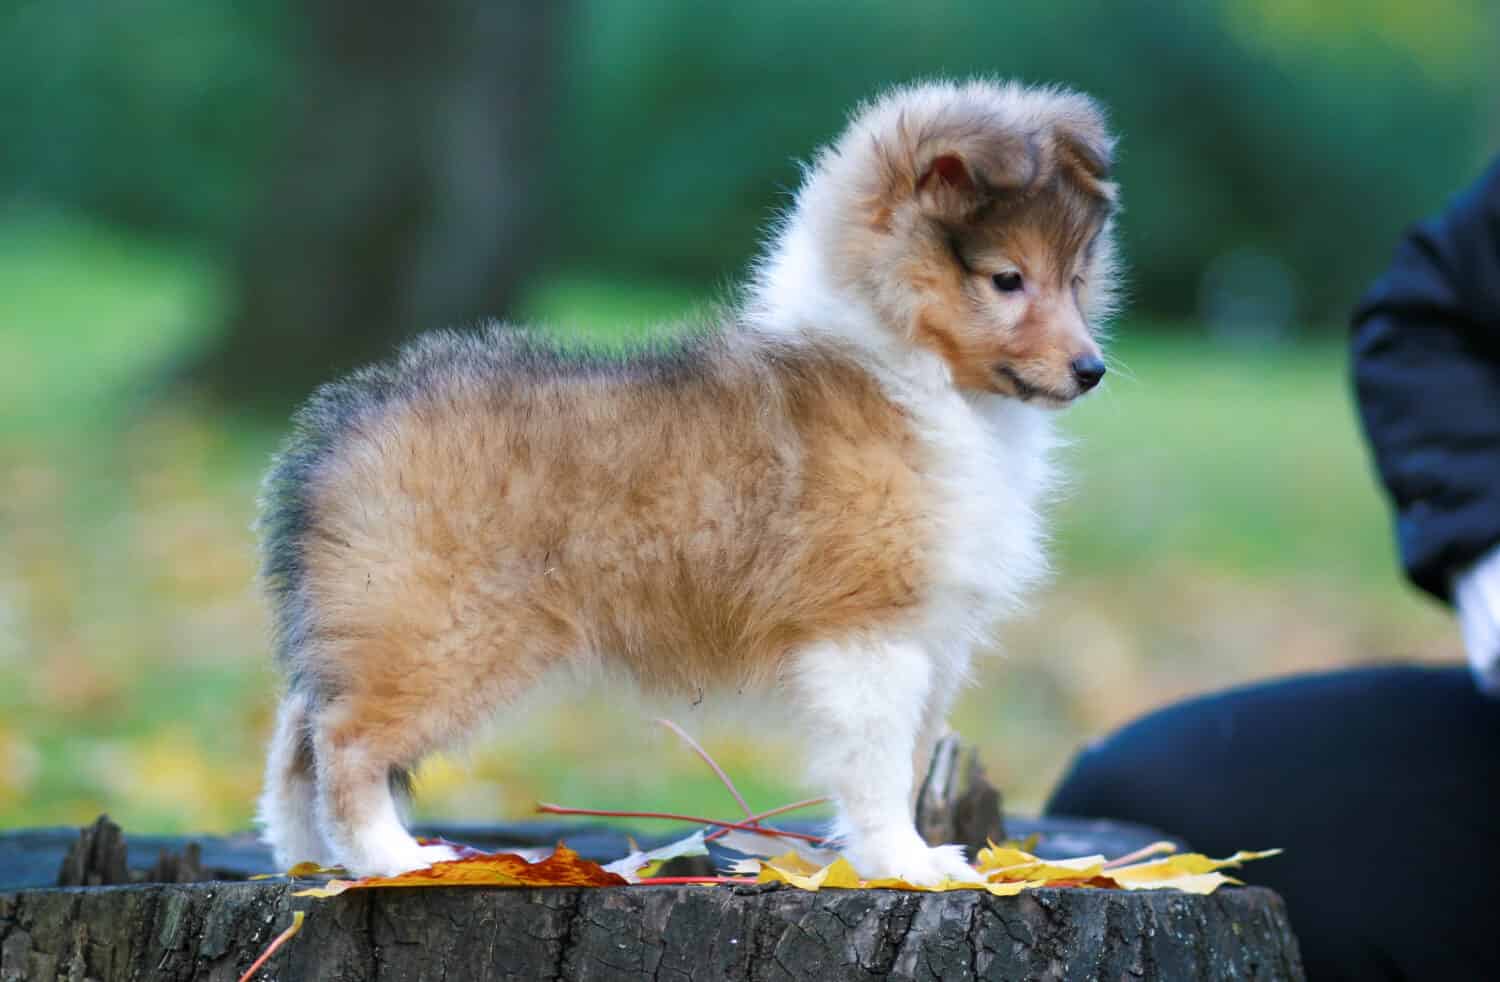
[256,79,1120,883]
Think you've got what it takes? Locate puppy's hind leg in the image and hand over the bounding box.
[786,637,976,886]
[258,688,337,869]
[307,619,565,877]
[309,675,471,878]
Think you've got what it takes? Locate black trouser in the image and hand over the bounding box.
[1045,665,1500,981]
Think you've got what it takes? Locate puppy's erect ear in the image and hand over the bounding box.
[1048,103,1116,201]
[924,153,974,190]
[915,152,977,220]
[1055,124,1111,181]
[915,136,1034,223]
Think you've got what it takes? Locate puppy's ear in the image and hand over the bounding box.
[914,136,1034,222]
[915,152,979,219]
[1055,124,1112,181]
[1048,103,1116,201]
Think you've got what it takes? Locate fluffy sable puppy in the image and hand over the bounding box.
[257,79,1120,883]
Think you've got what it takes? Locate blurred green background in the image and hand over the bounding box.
[1,0,1496,836]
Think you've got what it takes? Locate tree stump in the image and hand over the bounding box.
[0,877,1302,981]
[914,735,1007,856]
[0,819,1301,980]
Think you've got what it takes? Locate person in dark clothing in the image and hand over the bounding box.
[1047,665,1500,981]
[1351,155,1500,693]
[1046,158,1500,981]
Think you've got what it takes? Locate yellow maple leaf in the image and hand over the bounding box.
[976,843,1110,882]
[1115,872,1243,895]
[752,852,1041,896]
[744,842,1284,896]
[1102,849,1281,894]
[251,860,348,880]
[756,854,861,890]
[1105,848,1282,882]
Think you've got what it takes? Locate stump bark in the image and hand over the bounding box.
[0,878,1302,981]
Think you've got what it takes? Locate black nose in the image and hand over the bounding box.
[1071,355,1106,391]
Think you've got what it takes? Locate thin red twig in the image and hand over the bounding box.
[655,718,755,819]
[239,911,305,982]
[703,796,830,843]
[1101,841,1177,870]
[535,802,826,844]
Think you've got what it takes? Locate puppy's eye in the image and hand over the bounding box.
[992,271,1024,294]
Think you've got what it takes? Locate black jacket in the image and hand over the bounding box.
[1351,156,1500,602]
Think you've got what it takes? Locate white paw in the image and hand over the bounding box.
[408,843,463,869]
[847,836,976,886]
[344,837,461,877]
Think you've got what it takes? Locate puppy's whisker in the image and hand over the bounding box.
[1102,354,1139,385]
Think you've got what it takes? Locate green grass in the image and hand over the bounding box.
[1057,332,1404,587]
[0,212,1456,839]
[0,212,224,438]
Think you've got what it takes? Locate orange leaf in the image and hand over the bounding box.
[294,843,627,898]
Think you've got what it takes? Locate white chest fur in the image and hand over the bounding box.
[748,221,1060,655]
[903,381,1058,653]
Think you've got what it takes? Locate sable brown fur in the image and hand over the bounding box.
[284,329,932,704]
[258,78,1123,881]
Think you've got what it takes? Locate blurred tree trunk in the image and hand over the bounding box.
[187,0,563,406]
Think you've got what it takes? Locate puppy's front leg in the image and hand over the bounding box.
[787,637,975,885]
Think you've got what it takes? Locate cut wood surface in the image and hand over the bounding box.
[0,877,1303,981]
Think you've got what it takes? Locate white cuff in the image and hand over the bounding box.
[1453,544,1500,697]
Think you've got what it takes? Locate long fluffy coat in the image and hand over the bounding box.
[257,79,1120,882]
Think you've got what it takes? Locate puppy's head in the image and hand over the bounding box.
[823,82,1120,405]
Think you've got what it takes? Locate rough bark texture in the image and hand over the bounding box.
[0,879,1303,981]
[914,737,1006,856]
[53,817,129,889]
[55,817,211,889]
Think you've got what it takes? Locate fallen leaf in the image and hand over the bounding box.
[755,854,862,890]
[977,845,1108,883]
[1115,872,1243,894]
[746,852,1041,897]
[740,843,1280,897]
[293,843,627,898]
[1103,849,1281,893]
[603,829,709,882]
[1105,848,1281,882]
[717,830,841,869]
[1009,832,1041,854]
[251,860,348,880]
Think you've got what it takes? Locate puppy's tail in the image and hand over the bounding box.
[257,689,332,869]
